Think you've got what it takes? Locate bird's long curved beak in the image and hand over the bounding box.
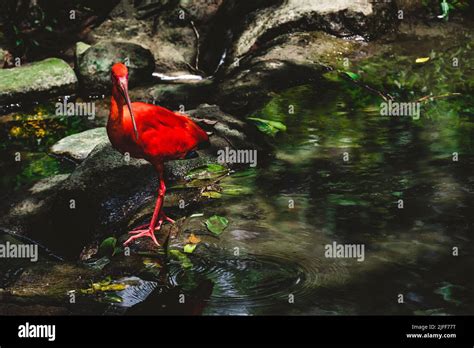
[119,78,139,141]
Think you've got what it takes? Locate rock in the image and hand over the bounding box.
[0,104,263,258]
[50,127,108,162]
[214,31,363,115]
[200,0,397,74]
[179,0,224,24]
[129,80,213,111]
[0,58,78,105]
[74,41,91,68]
[0,147,206,258]
[77,41,155,94]
[216,59,322,115]
[188,104,265,151]
[90,17,194,75]
[92,0,224,75]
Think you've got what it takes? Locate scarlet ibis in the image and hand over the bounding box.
[107,63,209,246]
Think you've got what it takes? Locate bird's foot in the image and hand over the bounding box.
[129,213,174,234]
[124,228,160,247]
[160,212,175,224]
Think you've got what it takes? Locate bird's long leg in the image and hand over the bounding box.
[124,165,166,246]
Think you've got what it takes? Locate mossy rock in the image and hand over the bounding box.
[77,41,155,94]
[0,58,77,105]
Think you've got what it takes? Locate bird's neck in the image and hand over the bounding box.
[109,86,124,122]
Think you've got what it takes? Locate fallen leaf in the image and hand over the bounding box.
[184,244,197,253]
[169,249,193,269]
[248,117,287,136]
[202,191,222,198]
[187,233,201,244]
[98,237,120,257]
[415,57,430,64]
[343,71,360,80]
[185,164,227,180]
[205,215,229,235]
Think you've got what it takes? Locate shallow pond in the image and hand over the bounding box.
[0,25,473,316]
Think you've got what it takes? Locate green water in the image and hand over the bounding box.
[167,34,474,314]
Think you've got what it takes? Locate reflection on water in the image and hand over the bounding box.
[172,73,473,314]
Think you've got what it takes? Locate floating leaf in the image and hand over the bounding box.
[205,215,229,235]
[169,249,193,269]
[248,117,287,136]
[143,258,162,269]
[343,71,360,80]
[185,164,227,180]
[415,57,430,64]
[221,183,252,196]
[202,191,222,199]
[434,282,462,306]
[187,233,201,244]
[184,244,197,253]
[81,276,128,294]
[103,294,123,303]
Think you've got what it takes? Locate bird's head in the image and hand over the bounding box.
[111,63,139,141]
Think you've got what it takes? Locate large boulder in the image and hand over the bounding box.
[0,58,77,105]
[77,41,155,94]
[214,30,361,115]
[90,0,224,75]
[199,0,397,74]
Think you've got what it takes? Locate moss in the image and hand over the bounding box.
[0,58,77,104]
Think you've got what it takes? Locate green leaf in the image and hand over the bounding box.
[104,294,123,303]
[221,184,252,196]
[205,215,229,235]
[201,191,222,199]
[434,282,462,306]
[343,71,361,80]
[99,237,117,257]
[185,163,227,180]
[248,117,287,136]
[169,249,193,269]
[184,244,197,253]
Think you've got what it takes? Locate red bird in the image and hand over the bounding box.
[107,63,209,246]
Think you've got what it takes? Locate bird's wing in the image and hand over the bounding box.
[132,102,208,160]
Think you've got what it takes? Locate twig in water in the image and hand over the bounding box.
[416,93,461,103]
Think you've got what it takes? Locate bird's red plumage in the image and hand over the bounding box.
[107,62,208,247]
[107,68,208,164]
